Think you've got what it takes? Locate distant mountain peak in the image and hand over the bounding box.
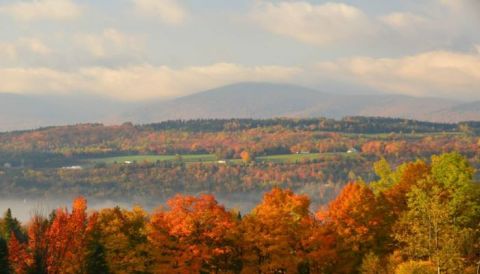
[0,82,478,132]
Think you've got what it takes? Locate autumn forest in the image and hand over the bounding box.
[0,118,479,273]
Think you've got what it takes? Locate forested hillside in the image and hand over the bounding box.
[0,153,478,273]
[0,117,479,207]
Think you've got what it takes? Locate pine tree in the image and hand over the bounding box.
[85,240,109,274]
[1,209,24,242]
[0,237,9,274]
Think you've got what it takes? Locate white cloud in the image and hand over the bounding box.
[74,29,144,58]
[315,50,480,99]
[0,43,18,62]
[249,1,479,51]
[0,63,301,100]
[380,12,429,29]
[438,0,469,11]
[0,0,81,21]
[133,0,187,25]
[249,1,375,46]
[18,38,51,55]
[0,38,51,66]
[1,50,480,100]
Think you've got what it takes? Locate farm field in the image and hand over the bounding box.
[87,152,356,165]
[87,154,216,164]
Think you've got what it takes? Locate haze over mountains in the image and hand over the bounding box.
[1,82,479,131]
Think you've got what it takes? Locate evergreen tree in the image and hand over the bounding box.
[86,240,109,274]
[1,209,24,242]
[0,237,9,274]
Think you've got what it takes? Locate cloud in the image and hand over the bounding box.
[249,1,374,45]
[0,43,18,63]
[0,0,81,21]
[380,12,429,29]
[0,38,51,66]
[74,29,144,59]
[315,50,480,99]
[0,63,301,100]
[17,38,51,55]
[1,50,479,100]
[133,0,187,25]
[249,0,480,51]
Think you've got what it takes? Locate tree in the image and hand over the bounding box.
[240,188,317,273]
[394,261,435,274]
[319,182,390,273]
[430,152,479,226]
[393,178,463,272]
[8,234,30,274]
[383,160,431,217]
[45,197,91,274]
[371,158,394,193]
[393,153,480,273]
[0,237,9,274]
[148,194,241,273]
[1,209,23,242]
[360,252,386,274]
[85,219,109,274]
[95,206,150,274]
[240,150,254,163]
[25,215,49,274]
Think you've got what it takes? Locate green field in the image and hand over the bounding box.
[88,154,216,164]
[256,152,348,163]
[87,152,355,166]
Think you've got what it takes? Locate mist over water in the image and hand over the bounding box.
[0,192,269,223]
[0,198,134,222]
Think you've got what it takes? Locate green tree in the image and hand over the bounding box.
[394,180,463,272]
[393,153,480,273]
[1,209,23,241]
[371,158,394,193]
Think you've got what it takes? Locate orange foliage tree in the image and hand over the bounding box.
[240,188,330,273]
[45,197,93,274]
[148,194,240,273]
[7,234,30,273]
[318,182,389,273]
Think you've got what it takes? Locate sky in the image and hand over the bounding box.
[0,0,479,101]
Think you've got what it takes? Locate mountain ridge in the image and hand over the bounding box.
[1,82,479,131]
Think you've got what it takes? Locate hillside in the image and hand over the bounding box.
[1,82,479,131]
[126,83,332,122]
[427,101,480,122]
[125,82,460,123]
[0,93,130,131]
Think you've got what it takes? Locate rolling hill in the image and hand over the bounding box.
[125,82,461,123]
[0,93,131,131]
[1,82,478,131]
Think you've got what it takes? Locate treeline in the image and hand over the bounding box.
[0,118,479,167]
[0,153,478,273]
[140,117,461,133]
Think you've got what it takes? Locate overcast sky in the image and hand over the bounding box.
[0,0,479,101]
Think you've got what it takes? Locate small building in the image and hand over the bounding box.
[62,165,83,170]
[347,148,359,154]
[3,163,12,169]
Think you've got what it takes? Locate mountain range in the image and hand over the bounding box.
[1,82,479,131]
